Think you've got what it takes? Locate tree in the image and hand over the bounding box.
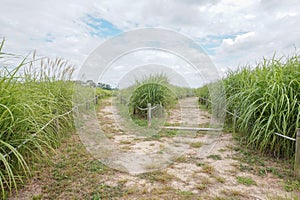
[86,80,96,87]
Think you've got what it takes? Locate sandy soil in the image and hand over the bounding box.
[9,97,300,199]
[79,97,298,199]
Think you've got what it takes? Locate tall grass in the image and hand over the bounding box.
[224,54,300,158]
[0,40,75,198]
[129,74,177,117]
[195,54,300,158]
[195,84,210,107]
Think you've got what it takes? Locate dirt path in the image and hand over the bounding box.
[167,97,210,126]
[78,97,299,199]
[78,97,221,175]
[10,97,300,199]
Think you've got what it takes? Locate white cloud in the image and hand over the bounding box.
[275,11,298,19]
[221,32,255,46]
[1,0,300,86]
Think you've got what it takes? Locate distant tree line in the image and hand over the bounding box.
[97,82,114,90]
[81,80,116,90]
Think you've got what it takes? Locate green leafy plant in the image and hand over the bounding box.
[224,54,300,158]
[0,39,77,197]
[129,74,177,117]
[197,54,300,159]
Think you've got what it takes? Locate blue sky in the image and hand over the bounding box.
[82,13,249,57]
[1,0,300,87]
[85,15,122,37]
[196,33,245,55]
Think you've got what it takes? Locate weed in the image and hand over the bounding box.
[201,177,213,185]
[207,154,222,160]
[236,176,256,186]
[120,140,132,145]
[174,155,188,163]
[90,182,126,199]
[87,160,109,173]
[196,163,205,167]
[196,183,207,190]
[190,142,203,148]
[138,171,175,183]
[284,179,300,192]
[177,190,194,196]
[32,194,43,200]
[161,129,178,137]
[214,175,226,183]
[146,134,161,141]
[221,189,245,197]
[239,163,254,172]
[105,134,114,139]
[267,194,300,200]
[201,164,215,174]
[164,122,181,126]
[151,186,174,195]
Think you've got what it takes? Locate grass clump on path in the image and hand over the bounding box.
[129,74,177,118]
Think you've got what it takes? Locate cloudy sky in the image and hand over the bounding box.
[1,0,300,87]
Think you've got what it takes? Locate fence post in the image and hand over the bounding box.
[120,96,124,104]
[95,95,98,104]
[147,103,152,127]
[75,106,79,117]
[233,109,237,134]
[295,128,300,178]
[86,101,89,110]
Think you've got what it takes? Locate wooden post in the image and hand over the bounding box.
[75,106,79,117]
[233,109,237,134]
[86,101,89,110]
[295,128,300,178]
[147,103,152,128]
[205,96,209,109]
[95,95,98,104]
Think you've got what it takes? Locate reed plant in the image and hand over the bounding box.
[0,39,75,198]
[129,74,177,117]
[224,54,300,158]
[195,54,300,158]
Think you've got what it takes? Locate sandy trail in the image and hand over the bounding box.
[10,97,299,199]
[78,97,217,174]
[76,97,298,199]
